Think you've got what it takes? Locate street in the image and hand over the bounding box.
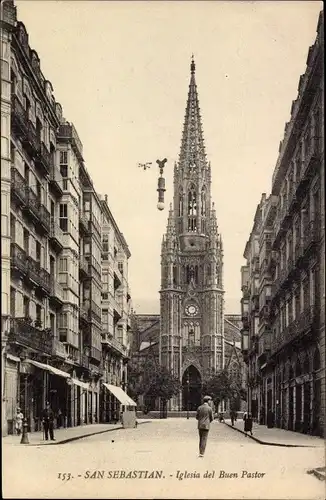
[3,419,324,499]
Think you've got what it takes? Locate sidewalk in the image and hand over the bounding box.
[2,420,150,446]
[224,419,324,448]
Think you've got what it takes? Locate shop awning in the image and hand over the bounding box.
[71,378,90,390]
[26,359,71,379]
[103,383,137,406]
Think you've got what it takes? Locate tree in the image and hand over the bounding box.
[127,357,157,403]
[145,366,181,417]
[202,369,247,409]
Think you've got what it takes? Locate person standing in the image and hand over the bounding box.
[42,401,55,441]
[244,412,253,436]
[15,407,24,436]
[196,395,213,457]
[230,410,235,426]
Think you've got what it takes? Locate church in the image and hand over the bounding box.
[159,58,225,410]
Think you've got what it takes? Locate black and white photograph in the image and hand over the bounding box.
[1,1,325,498]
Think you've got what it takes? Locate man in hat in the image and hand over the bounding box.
[42,401,55,441]
[196,395,213,457]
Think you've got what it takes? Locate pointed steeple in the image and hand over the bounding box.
[179,56,207,171]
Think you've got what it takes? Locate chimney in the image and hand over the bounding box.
[105,194,108,203]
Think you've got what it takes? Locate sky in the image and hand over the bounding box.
[15,0,322,314]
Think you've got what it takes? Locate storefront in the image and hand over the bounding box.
[102,383,137,427]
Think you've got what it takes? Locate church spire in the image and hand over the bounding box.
[179,56,207,171]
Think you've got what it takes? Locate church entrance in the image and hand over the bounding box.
[182,366,202,411]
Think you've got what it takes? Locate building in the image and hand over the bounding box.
[224,315,247,413]
[241,12,325,436]
[130,314,247,412]
[159,58,225,411]
[100,195,132,422]
[0,1,133,435]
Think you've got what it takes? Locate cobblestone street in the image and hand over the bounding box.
[3,419,324,499]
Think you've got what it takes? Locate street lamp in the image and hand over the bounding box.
[156,158,167,211]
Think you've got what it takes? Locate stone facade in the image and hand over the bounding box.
[0,1,132,435]
[241,12,325,436]
[131,314,247,411]
[159,59,224,410]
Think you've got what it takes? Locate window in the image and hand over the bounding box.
[118,262,123,275]
[23,229,29,253]
[36,241,41,263]
[36,304,42,325]
[201,188,206,216]
[59,257,68,272]
[102,234,109,252]
[23,296,30,318]
[59,203,68,232]
[101,292,108,300]
[60,151,68,190]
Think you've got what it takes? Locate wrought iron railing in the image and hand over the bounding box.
[11,243,27,274]
[11,168,28,204]
[8,317,53,354]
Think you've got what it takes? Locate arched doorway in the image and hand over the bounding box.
[182,365,202,411]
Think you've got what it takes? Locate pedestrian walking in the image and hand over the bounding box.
[42,401,55,441]
[15,407,24,436]
[196,395,213,457]
[230,410,235,426]
[244,412,253,436]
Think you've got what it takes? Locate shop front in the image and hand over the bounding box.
[102,383,137,428]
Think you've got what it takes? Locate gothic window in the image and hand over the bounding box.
[188,329,195,346]
[186,264,198,284]
[201,188,206,216]
[188,186,197,216]
[179,188,184,216]
[173,265,178,286]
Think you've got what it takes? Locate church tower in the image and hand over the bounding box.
[160,58,225,411]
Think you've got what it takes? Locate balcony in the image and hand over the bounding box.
[26,257,50,294]
[79,303,90,324]
[271,305,318,355]
[35,142,51,176]
[24,187,40,221]
[112,295,122,320]
[79,211,89,234]
[257,333,271,364]
[89,346,102,363]
[52,338,68,359]
[22,120,41,158]
[49,162,63,198]
[101,332,127,356]
[57,123,83,162]
[90,300,101,324]
[79,257,89,278]
[303,219,320,253]
[11,95,28,137]
[11,168,27,207]
[11,243,28,276]
[49,279,64,307]
[39,204,51,234]
[49,219,65,253]
[8,317,53,354]
[302,139,321,181]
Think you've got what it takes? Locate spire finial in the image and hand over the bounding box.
[191,54,195,75]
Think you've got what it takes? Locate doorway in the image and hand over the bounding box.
[182,365,202,411]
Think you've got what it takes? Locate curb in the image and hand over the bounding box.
[4,421,151,447]
[223,422,318,448]
[307,468,326,481]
